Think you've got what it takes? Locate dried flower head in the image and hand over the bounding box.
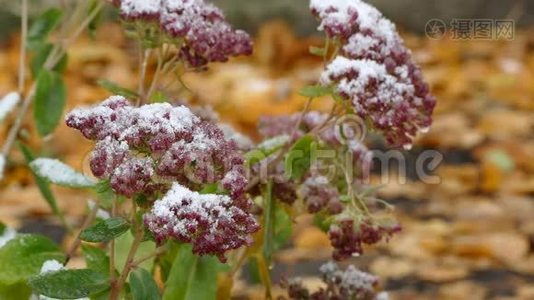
[328,218,401,261]
[312,0,436,148]
[282,262,386,300]
[66,96,248,201]
[113,0,253,67]
[144,183,259,261]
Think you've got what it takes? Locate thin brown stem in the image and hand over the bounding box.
[110,228,144,300]
[1,1,103,158]
[137,47,150,105]
[131,246,166,267]
[18,0,28,94]
[64,203,99,265]
[110,201,118,285]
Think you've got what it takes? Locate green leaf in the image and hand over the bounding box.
[29,269,109,299]
[115,233,156,272]
[130,268,161,300]
[29,158,96,188]
[0,234,64,285]
[273,205,292,250]
[97,79,139,99]
[30,43,68,78]
[27,9,63,48]
[284,135,316,180]
[298,85,332,98]
[80,217,130,243]
[18,144,63,222]
[34,70,66,136]
[163,245,221,300]
[93,180,115,209]
[309,46,326,56]
[0,282,32,300]
[82,245,110,274]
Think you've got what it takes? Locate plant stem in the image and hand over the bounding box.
[64,203,99,265]
[110,200,118,285]
[137,47,150,105]
[18,0,28,94]
[110,228,144,300]
[146,49,164,101]
[131,246,166,267]
[1,1,103,158]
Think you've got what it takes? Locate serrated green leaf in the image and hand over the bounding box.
[29,158,95,188]
[162,244,221,300]
[82,245,110,274]
[80,217,130,243]
[30,43,68,79]
[19,144,64,223]
[29,269,109,298]
[284,135,316,180]
[97,79,139,99]
[298,85,332,98]
[0,234,64,285]
[27,9,63,48]
[34,70,66,136]
[130,268,161,300]
[309,46,326,56]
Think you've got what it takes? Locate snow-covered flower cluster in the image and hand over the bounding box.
[112,0,253,67]
[328,218,401,261]
[144,183,258,261]
[66,96,248,202]
[311,0,436,148]
[282,262,388,300]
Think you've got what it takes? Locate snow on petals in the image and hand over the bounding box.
[112,0,253,68]
[66,96,249,202]
[144,183,259,262]
[313,0,436,147]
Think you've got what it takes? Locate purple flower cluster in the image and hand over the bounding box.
[282,262,387,300]
[144,183,258,261]
[328,218,401,261]
[66,96,248,201]
[299,175,341,214]
[312,0,436,148]
[113,0,252,67]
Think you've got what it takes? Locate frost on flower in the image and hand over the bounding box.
[112,0,253,68]
[283,262,385,299]
[144,183,259,262]
[0,92,20,122]
[29,158,95,188]
[313,0,436,147]
[66,96,249,202]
